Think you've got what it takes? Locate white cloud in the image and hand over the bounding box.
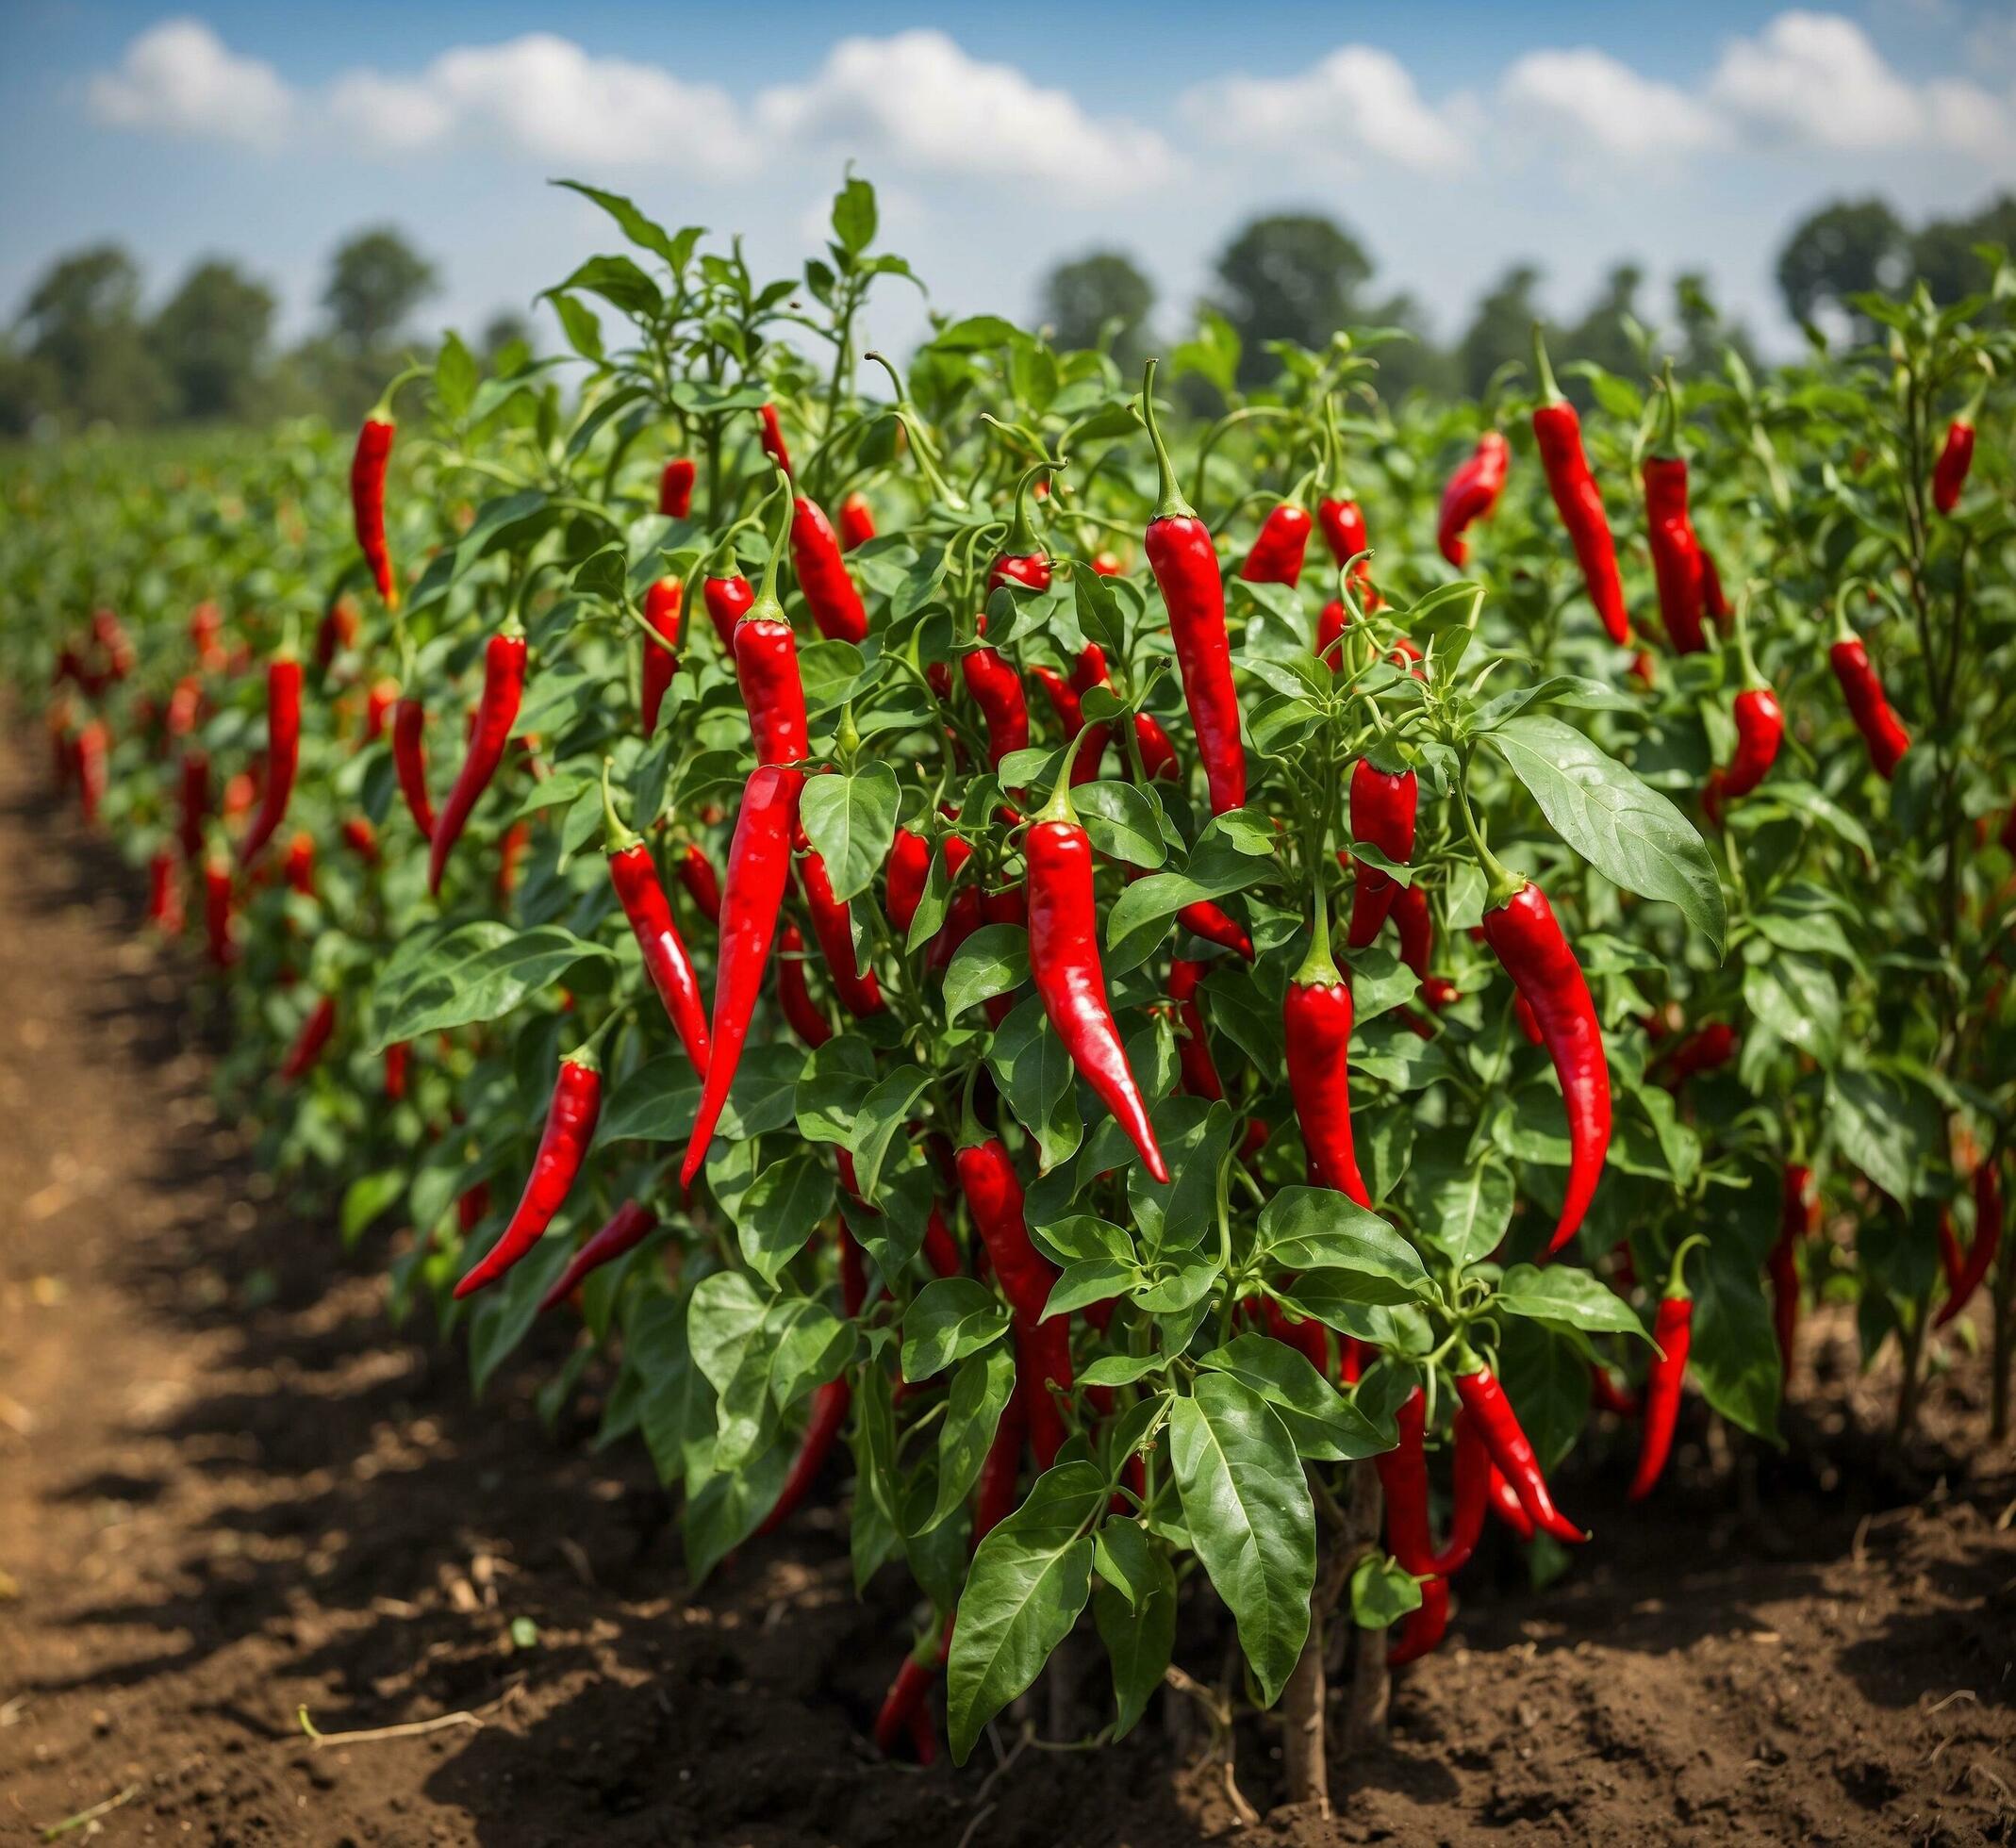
[85,17,293,149]
[1182,47,1467,173]
[1708,10,1927,148]
[756,31,1173,199]
[1500,48,1727,157]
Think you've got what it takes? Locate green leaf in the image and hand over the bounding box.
[1167,1375,1314,1706]
[1349,1554,1423,1628]
[1492,715,1725,956]
[370,924,613,1050]
[1495,1263,1649,1338]
[988,995,1082,1171]
[1197,1333,1396,1461]
[1743,954,1840,1066]
[434,331,477,417]
[832,173,878,255]
[901,1278,1011,1380]
[847,1064,934,1202]
[1093,1540,1176,1740]
[1075,781,1165,867]
[340,1168,407,1249]
[1409,1153,1513,1268]
[1833,1066,1941,1202]
[800,766,900,903]
[731,1151,835,1286]
[944,923,1029,1020]
[947,1461,1105,1761]
[1045,1259,1142,1319]
[1258,1187,1431,1303]
[925,1346,1017,1533]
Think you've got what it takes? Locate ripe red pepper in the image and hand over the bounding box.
[1933,363,1989,515]
[1769,1163,1815,1383]
[961,619,1029,770]
[1387,1576,1449,1668]
[1828,595,1910,780]
[538,1198,656,1314]
[1480,881,1610,1254]
[1437,431,1510,568]
[72,720,107,826]
[987,462,1057,594]
[682,763,802,1186]
[1936,1156,2003,1328]
[237,650,302,869]
[639,575,683,737]
[1375,1389,1444,1576]
[1661,1021,1736,1086]
[428,629,527,896]
[758,403,793,478]
[1701,548,1732,626]
[602,767,711,1077]
[886,826,932,937]
[350,407,399,608]
[454,1051,601,1297]
[1142,360,1246,815]
[1344,756,1418,949]
[392,693,436,840]
[776,922,833,1048]
[1238,501,1312,586]
[280,993,337,1082]
[1316,496,1376,610]
[790,496,868,643]
[1283,893,1372,1208]
[342,816,378,865]
[658,456,694,519]
[283,831,315,899]
[1629,1237,1706,1499]
[680,843,722,925]
[167,675,204,740]
[756,1377,851,1536]
[1169,956,1223,1101]
[702,569,754,654]
[316,597,358,671]
[1430,1410,1489,1576]
[1589,1365,1642,1418]
[1025,737,1168,1183]
[363,676,396,746]
[1643,368,1708,654]
[1486,1464,1534,1541]
[1453,1352,1584,1543]
[203,847,235,968]
[1133,713,1180,782]
[147,850,185,934]
[1530,328,1628,645]
[838,492,876,551]
[798,846,884,1017]
[733,496,812,767]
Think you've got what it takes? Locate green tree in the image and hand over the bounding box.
[16,245,168,425]
[1455,264,1546,402]
[481,311,534,364]
[1671,272,1759,382]
[1561,264,1648,388]
[322,228,438,354]
[1039,252,1155,372]
[1775,199,1910,341]
[152,259,275,421]
[1911,194,2016,305]
[1209,215,1374,388]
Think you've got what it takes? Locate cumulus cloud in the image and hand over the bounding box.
[1500,48,1727,157]
[1182,47,1468,173]
[86,16,293,149]
[1708,9,1928,148]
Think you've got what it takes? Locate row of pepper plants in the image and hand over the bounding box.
[8,176,2013,1803]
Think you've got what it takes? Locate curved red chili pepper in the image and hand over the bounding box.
[1453,1357,1584,1543]
[838,492,877,551]
[922,1203,963,1279]
[987,462,1056,594]
[775,921,833,1048]
[639,575,682,737]
[350,414,398,608]
[1025,743,1168,1183]
[283,831,315,899]
[1706,686,1784,823]
[1700,548,1732,626]
[383,1040,407,1098]
[1387,1576,1449,1667]
[1643,370,1707,653]
[1934,420,1976,515]
[1143,361,1245,815]
[658,456,694,518]
[538,1198,657,1314]
[733,490,812,767]
[1828,613,1910,779]
[1284,895,1372,1207]
[392,694,436,840]
[680,843,721,925]
[1661,1021,1736,1087]
[1437,431,1509,568]
[1629,1237,1704,1499]
[454,1051,601,1298]
[603,768,711,1078]
[1480,882,1610,1254]
[756,1377,851,1536]
[886,826,932,937]
[1589,1365,1642,1418]
[798,846,884,1017]
[1169,956,1224,1101]
[1238,502,1312,586]
[1345,758,1418,949]
[203,848,235,968]
[316,597,358,671]
[1486,1463,1534,1541]
[280,994,337,1082]
[682,764,803,1187]
[1375,1389,1442,1576]
[1316,496,1377,611]
[1133,712,1180,782]
[702,571,754,653]
[428,631,526,896]
[237,652,302,869]
[1530,328,1628,645]
[363,676,396,747]
[1936,1156,2003,1328]
[1429,1410,1488,1576]
[758,403,793,478]
[961,630,1029,770]
[790,496,868,642]
[147,850,185,934]
[178,749,209,861]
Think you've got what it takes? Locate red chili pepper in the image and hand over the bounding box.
[1437,430,1510,568]
[383,1040,408,1099]
[1169,956,1224,1101]
[283,831,315,899]
[1629,1236,1706,1499]
[776,922,833,1048]
[987,462,1056,593]
[1453,1353,1584,1543]
[791,496,868,643]
[756,1378,851,1536]
[758,403,793,478]
[1480,881,1610,1254]
[280,994,337,1082]
[1316,496,1376,611]
[1661,1021,1736,1087]
[1530,328,1628,645]
[602,767,711,1077]
[203,848,235,968]
[732,495,813,767]
[682,763,802,1187]
[1643,367,1707,654]
[70,720,106,826]
[1284,892,1372,1208]
[1025,737,1168,1183]
[167,675,204,740]
[1069,644,1126,784]
[538,1198,657,1314]
[886,826,932,937]
[1316,600,1347,667]
[1934,364,1989,515]
[362,676,396,747]
[1486,1463,1534,1541]
[1143,360,1245,815]
[1376,1389,1443,1576]
[962,619,1029,771]
[1345,757,1418,949]
[316,597,358,671]
[1589,1365,1642,1418]
[147,850,185,934]
[428,630,527,896]
[679,843,722,925]
[237,650,302,869]
[702,569,754,654]
[350,409,399,608]
[1936,1156,2003,1328]
[392,693,436,840]
[342,816,379,865]
[658,456,694,519]
[1701,548,1732,626]
[639,575,683,737]
[1238,501,1312,586]
[798,846,884,1017]
[1387,1576,1449,1668]
[1828,594,1910,780]
[1133,712,1180,782]
[838,491,876,551]
[1429,1410,1488,1576]
[454,1051,602,1297]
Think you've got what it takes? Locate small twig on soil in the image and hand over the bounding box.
[953,1803,999,1848]
[297,1683,520,1751]
[970,1723,1033,1808]
[1162,1665,1257,1827]
[1926,1689,1977,1715]
[40,1783,140,1841]
[1,1695,29,1727]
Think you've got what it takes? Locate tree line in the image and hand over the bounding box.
[3,192,2008,437]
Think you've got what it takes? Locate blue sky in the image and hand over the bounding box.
[4,2,2012,359]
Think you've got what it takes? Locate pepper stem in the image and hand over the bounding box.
[1655,358,1682,456]
[752,468,795,616]
[1732,582,1766,689]
[1531,322,1563,406]
[1003,458,1061,559]
[1141,359,1196,521]
[600,759,640,853]
[1960,351,1994,425]
[367,359,429,427]
[1662,1232,1710,1300]
[1294,856,1342,988]
[1037,723,1093,824]
[1830,576,1865,646]
[1455,770,1519,905]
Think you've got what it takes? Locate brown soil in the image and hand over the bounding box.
[2,733,2014,1848]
